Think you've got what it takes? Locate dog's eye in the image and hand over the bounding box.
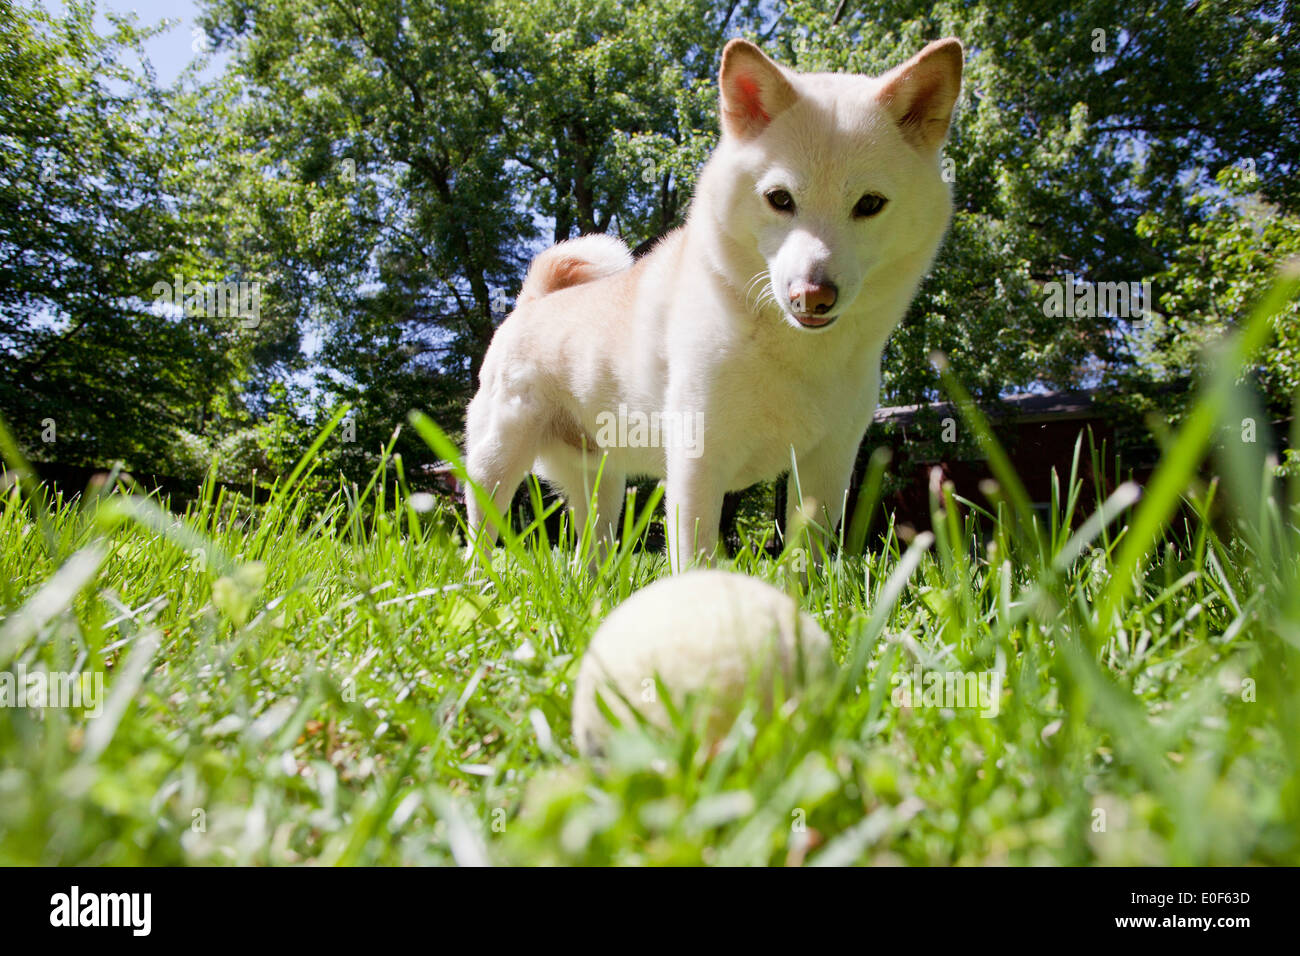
[853,193,888,218]
[765,189,795,213]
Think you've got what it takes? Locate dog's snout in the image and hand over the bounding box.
[789,280,838,315]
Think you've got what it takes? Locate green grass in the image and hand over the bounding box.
[2,276,1299,865]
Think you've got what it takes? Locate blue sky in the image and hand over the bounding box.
[51,0,226,85]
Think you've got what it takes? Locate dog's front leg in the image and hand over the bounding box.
[665,457,724,573]
[785,437,860,564]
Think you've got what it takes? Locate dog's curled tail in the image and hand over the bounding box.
[516,234,633,309]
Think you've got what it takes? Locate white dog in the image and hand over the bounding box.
[465,37,962,570]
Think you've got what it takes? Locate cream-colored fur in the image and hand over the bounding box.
[465,38,963,570]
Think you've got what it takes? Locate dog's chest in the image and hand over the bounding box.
[700,329,879,482]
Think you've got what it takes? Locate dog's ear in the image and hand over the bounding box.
[719,39,797,140]
[878,38,963,151]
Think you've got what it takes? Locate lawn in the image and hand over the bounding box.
[1,279,1298,866]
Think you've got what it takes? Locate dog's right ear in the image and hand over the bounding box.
[719,39,797,140]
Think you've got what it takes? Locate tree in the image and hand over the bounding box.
[489,0,761,248]
[1130,165,1300,427]
[0,1,212,469]
[0,0,301,476]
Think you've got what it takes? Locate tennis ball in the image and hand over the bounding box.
[572,570,832,756]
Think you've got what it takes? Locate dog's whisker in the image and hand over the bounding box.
[744,270,771,312]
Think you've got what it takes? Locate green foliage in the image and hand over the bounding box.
[490,0,755,245]
[1134,166,1300,419]
[0,0,307,476]
[0,0,226,470]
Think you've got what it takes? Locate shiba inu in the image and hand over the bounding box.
[464,37,963,570]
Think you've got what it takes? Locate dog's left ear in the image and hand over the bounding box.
[878,38,963,151]
[719,39,798,140]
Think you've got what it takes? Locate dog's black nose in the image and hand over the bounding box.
[790,281,838,315]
